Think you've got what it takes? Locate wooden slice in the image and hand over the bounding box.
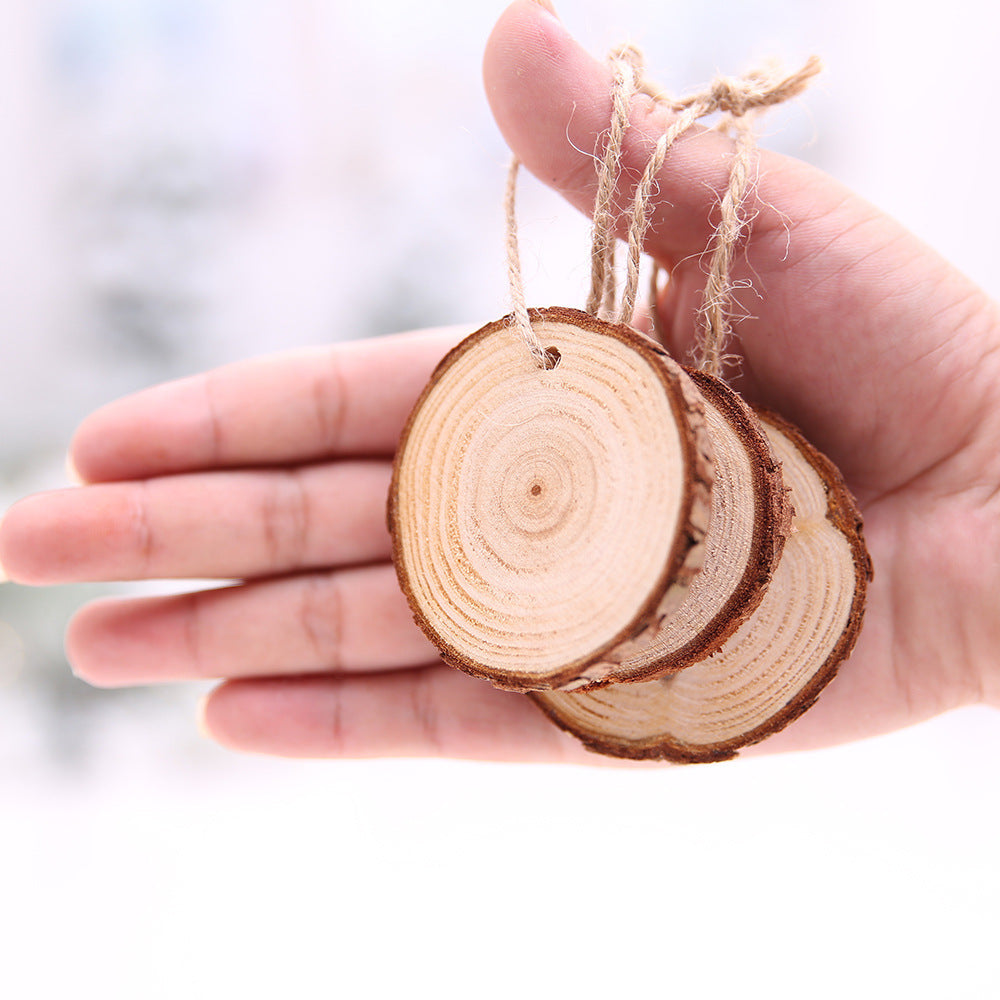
[572,370,792,687]
[531,409,872,761]
[388,307,714,692]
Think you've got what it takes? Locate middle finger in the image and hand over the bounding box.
[67,563,437,686]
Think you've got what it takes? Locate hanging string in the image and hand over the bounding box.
[695,112,760,375]
[503,51,821,372]
[617,132,666,326]
[593,53,822,367]
[504,157,551,369]
[616,98,708,326]
[586,45,642,318]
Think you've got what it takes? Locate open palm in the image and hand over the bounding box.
[2,1,997,761]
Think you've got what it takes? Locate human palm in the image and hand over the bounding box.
[2,1,997,761]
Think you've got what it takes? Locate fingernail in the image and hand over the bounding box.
[529,0,559,17]
[0,512,8,583]
[65,453,84,485]
[195,692,213,740]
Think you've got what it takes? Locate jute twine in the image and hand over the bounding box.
[505,50,821,375]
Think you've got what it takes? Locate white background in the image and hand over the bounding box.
[1,1,999,997]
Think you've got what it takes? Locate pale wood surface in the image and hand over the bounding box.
[389,308,713,691]
[533,410,871,761]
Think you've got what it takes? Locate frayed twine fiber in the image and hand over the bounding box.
[504,49,820,373]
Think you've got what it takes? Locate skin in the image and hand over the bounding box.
[1,0,998,763]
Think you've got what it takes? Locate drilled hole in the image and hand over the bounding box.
[542,346,561,371]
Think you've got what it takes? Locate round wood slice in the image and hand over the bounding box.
[388,307,714,692]
[531,409,872,761]
[574,370,792,687]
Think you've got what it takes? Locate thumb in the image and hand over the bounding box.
[481,0,852,435]
[482,0,827,270]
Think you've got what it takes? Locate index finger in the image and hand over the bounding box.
[70,326,468,483]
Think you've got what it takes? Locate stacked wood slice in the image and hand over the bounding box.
[388,308,871,762]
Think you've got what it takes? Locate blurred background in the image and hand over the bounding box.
[2,1,998,996]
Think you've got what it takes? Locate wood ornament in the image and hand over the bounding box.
[388,307,714,692]
[386,46,870,761]
[530,409,872,762]
[589,369,792,687]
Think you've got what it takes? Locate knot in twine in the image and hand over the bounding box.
[505,51,821,374]
[659,57,822,119]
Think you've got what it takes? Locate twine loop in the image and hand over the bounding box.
[504,48,821,374]
[704,58,821,117]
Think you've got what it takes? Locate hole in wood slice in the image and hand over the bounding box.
[388,307,713,692]
[566,369,792,688]
[531,409,872,762]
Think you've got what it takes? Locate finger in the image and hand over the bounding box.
[67,565,436,686]
[482,3,853,434]
[70,326,467,484]
[484,2,817,270]
[0,462,391,585]
[200,666,609,763]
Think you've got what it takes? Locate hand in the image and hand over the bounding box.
[2,0,998,761]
